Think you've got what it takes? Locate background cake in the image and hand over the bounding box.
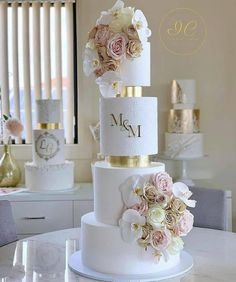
[80,0,195,277]
[25,99,74,191]
[165,80,204,159]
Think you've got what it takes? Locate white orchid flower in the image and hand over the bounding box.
[132,9,151,42]
[96,0,124,25]
[120,175,147,208]
[172,182,196,208]
[95,71,123,97]
[119,209,145,243]
[83,48,100,77]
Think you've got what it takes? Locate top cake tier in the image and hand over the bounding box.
[36,99,61,124]
[171,80,196,109]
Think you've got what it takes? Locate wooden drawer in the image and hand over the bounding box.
[73,200,94,227]
[11,201,73,234]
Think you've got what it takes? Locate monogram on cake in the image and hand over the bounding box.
[80,0,196,277]
[25,99,74,192]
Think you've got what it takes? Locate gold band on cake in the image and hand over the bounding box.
[37,123,60,130]
[168,109,200,133]
[107,155,150,167]
[120,86,142,97]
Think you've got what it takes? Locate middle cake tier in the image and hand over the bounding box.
[100,97,158,156]
[93,161,165,226]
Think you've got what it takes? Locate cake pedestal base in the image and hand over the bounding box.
[176,159,195,186]
[68,250,193,282]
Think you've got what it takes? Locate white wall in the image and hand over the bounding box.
[76,0,236,231]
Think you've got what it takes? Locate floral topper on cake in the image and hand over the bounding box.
[83,0,151,97]
[119,172,196,261]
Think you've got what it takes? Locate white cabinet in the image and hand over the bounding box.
[1,183,94,237]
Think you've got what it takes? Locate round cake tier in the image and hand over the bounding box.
[168,109,200,134]
[100,97,158,156]
[36,99,61,124]
[93,161,165,226]
[165,133,204,159]
[25,161,74,191]
[33,129,65,166]
[81,212,180,275]
[119,42,150,87]
[171,80,195,109]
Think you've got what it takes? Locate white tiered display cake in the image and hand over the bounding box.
[165,80,204,159]
[74,1,195,279]
[25,100,74,191]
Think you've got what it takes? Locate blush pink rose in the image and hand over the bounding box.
[107,33,128,60]
[5,118,23,137]
[173,210,194,236]
[94,25,112,47]
[151,172,173,196]
[131,200,148,215]
[151,229,171,252]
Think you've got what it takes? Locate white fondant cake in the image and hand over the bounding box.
[120,42,151,87]
[25,161,74,191]
[33,129,65,165]
[165,133,204,159]
[81,212,180,275]
[93,161,165,226]
[100,97,158,156]
[36,99,61,123]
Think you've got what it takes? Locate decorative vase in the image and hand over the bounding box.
[0,144,21,187]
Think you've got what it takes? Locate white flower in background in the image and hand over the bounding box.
[132,10,151,42]
[95,71,123,97]
[120,175,146,208]
[83,48,100,76]
[96,0,124,25]
[172,182,196,208]
[167,236,184,255]
[119,209,145,243]
[147,206,165,229]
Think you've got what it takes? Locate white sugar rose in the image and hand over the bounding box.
[107,33,128,60]
[167,236,184,255]
[173,210,194,237]
[147,206,165,229]
[151,172,173,196]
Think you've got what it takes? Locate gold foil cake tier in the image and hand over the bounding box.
[107,155,150,168]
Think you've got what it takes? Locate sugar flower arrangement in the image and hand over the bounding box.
[83,0,151,97]
[119,172,196,261]
[1,114,24,144]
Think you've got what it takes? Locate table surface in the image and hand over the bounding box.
[0,227,235,282]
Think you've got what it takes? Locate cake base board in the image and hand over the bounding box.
[27,186,78,194]
[68,250,193,282]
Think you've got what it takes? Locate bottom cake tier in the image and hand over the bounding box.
[25,160,74,191]
[165,133,204,159]
[81,212,180,275]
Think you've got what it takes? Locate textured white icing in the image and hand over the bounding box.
[93,161,165,226]
[119,42,150,86]
[36,99,61,123]
[100,97,158,156]
[33,129,65,166]
[25,161,74,191]
[165,133,204,159]
[81,213,180,275]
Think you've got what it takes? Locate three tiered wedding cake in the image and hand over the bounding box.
[79,0,195,278]
[25,99,74,191]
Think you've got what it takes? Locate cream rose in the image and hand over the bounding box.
[143,184,158,205]
[147,206,165,229]
[127,39,143,58]
[151,229,172,252]
[138,224,153,248]
[151,172,173,196]
[164,210,178,230]
[170,198,186,215]
[124,24,139,40]
[173,210,194,236]
[167,236,184,255]
[94,24,112,47]
[107,33,128,60]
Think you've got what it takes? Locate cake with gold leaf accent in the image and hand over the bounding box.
[25,99,74,191]
[79,0,195,277]
[165,80,204,159]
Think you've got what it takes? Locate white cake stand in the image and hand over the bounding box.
[68,250,193,282]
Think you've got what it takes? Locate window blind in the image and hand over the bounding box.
[0,0,76,144]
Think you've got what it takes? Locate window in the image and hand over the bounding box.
[0,0,78,144]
